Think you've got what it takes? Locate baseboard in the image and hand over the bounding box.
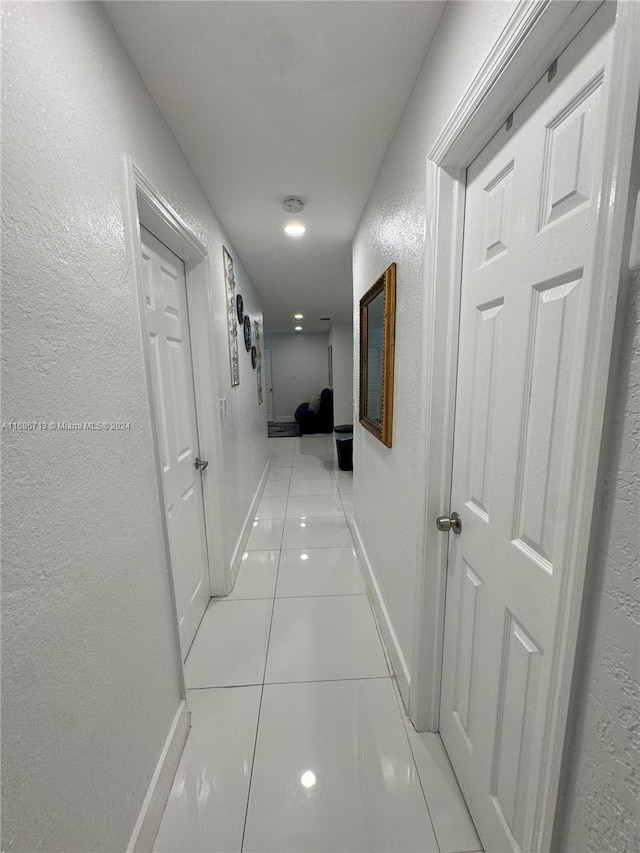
[228,457,272,587]
[350,519,412,708]
[127,699,190,853]
[274,415,295,423]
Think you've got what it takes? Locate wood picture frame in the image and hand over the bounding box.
[359,262,396,447]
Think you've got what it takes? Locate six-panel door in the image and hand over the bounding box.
[140,225,211,660]
[439,8,614,851]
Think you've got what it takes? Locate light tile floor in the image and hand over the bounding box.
[154,434,483,853]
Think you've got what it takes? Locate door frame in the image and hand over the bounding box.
[409,1,640,850]
[123,162,230,651]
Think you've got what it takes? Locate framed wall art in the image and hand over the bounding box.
[359,262,396,447]
[222,246,240,386]
[254,319,264,404]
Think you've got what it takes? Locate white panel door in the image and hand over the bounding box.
[439,10,614,852]
[140,226,210,660]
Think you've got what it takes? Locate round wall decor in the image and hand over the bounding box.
[243,315,252,351]
[236,294,244,324]
[251,345,257,369]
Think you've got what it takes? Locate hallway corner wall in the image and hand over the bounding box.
[330,322,354,427]
[352,0,517,694]
[0,3,267,851]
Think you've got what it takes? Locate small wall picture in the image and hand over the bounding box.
[222,247,240,386]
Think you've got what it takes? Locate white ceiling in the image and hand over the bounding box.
[105,1,444,333]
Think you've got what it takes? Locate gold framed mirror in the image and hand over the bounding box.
[359,263,396,447]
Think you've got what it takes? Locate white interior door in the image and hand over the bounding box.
[264,347,274,420]
[439,10,614,852]
[140,225,210,660]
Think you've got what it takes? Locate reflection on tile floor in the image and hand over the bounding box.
[154,434,483,853]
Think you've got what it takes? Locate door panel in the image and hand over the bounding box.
[439,8,614,852]
[140,225,210,659]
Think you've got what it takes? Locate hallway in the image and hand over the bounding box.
[4,3,639,851]
[153,435,482,853]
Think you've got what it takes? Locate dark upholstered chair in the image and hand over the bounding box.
[294,388,334,435]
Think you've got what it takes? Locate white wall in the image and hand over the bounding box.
[263,332,330,421]
[1,3,267,851]
[330,322,354,427]
[553,114,640,853]
[352,0,516,679]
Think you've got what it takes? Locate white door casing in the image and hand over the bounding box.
[439,9,621,852]
[140,225,211,659]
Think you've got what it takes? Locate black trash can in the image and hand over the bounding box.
[334,424,353,471]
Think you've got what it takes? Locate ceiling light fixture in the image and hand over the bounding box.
[295,325,302,331]
[300,770,316,788]
[294,313,303,319]
[284,222,306,237]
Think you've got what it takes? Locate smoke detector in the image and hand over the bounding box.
[282,196,305,213]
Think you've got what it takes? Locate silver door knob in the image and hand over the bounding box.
[436,512,462,534]
[195,457,209,471]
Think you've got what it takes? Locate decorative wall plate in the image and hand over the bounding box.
[251,345,257,369]
[243,315,252,351]
[236,294,244,324]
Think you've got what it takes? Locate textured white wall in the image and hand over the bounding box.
[330,322,354,426]
[554,123,640,853]
[1,3,267,851]
[352,1,516,676]
[263,332,330,420]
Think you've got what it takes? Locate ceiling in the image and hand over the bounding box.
[105,2,445,334]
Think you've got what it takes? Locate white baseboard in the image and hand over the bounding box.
[274,415,295,423]
[228,458,272,588]
[127,699,190,853]
[351,519,412,708]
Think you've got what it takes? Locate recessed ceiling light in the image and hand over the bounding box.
[294,313,303,319]
[295,326,302,331]
[300,770,316,788]
[284,222,306,237]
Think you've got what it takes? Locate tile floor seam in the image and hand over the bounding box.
[389,675,443,853]
[239,682,265,853]
[182,591,214,663]
[271,592,368,601]
[279,544,356,552]
[186,683,264,691]
[276,592,366,599]
[262,675,392,687]
[239,548,282,852]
